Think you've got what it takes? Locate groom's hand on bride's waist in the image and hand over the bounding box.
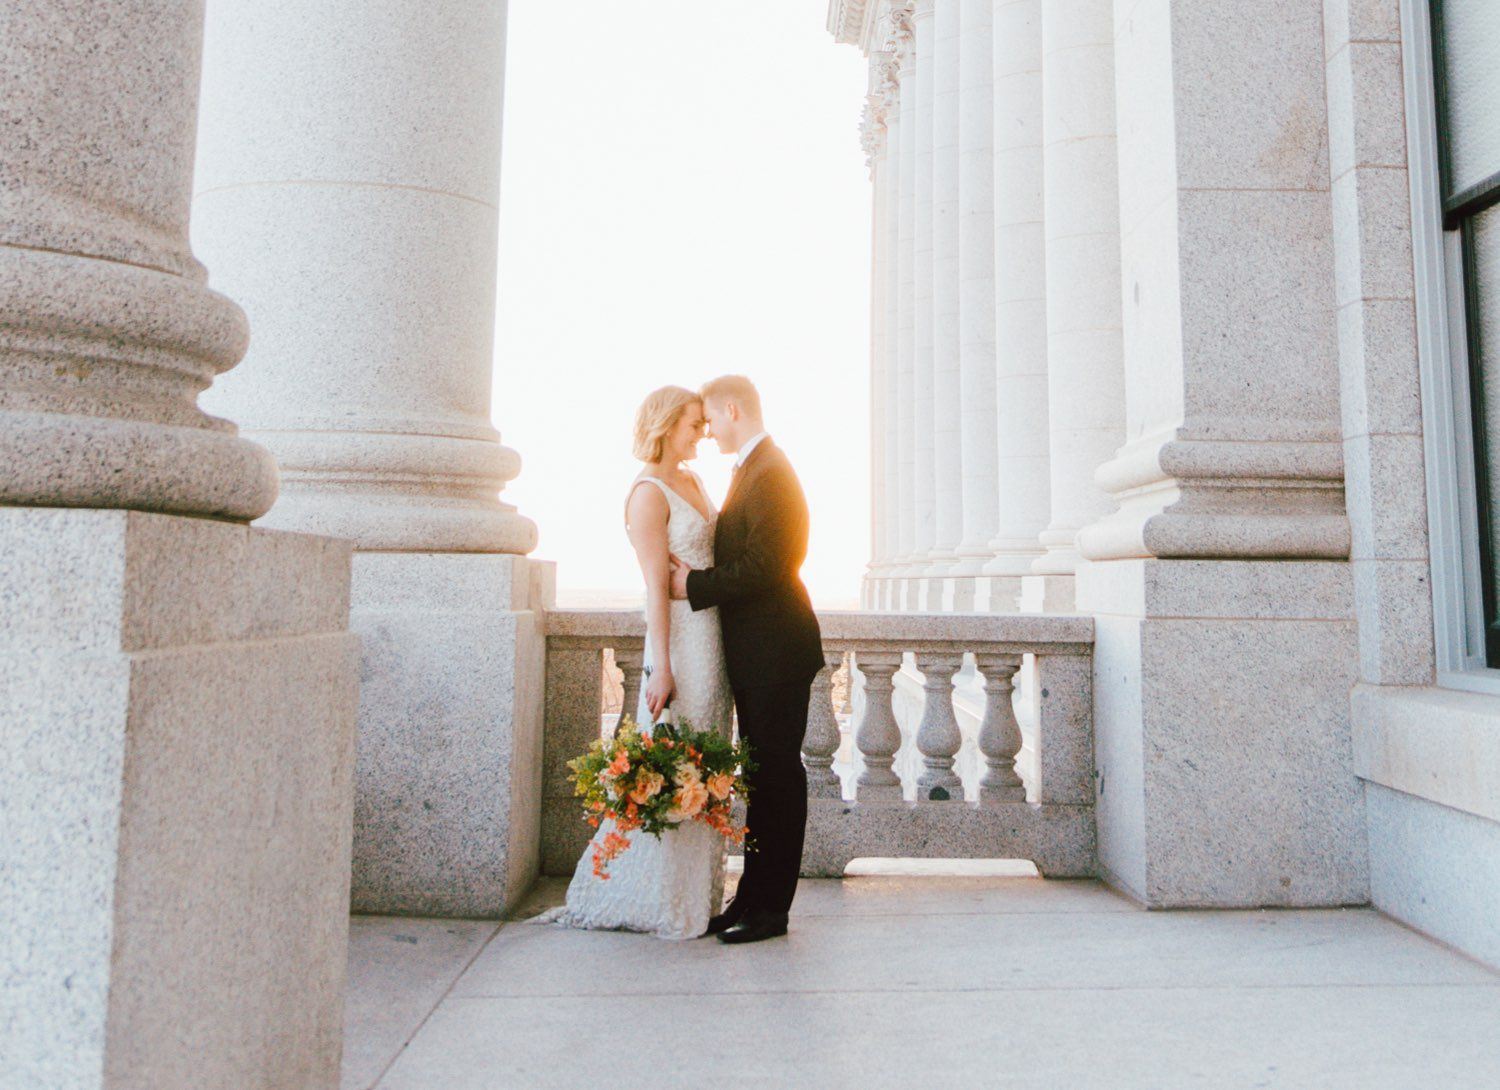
[668,554,691,600]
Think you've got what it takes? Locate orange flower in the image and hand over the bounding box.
[706,772,734,801]
[628,770,666,804]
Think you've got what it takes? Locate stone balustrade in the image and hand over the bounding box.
[542,609,1096,879]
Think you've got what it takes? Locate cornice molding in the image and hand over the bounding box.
[826,0,871,46]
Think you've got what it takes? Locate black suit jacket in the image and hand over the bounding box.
[686,439,824,691]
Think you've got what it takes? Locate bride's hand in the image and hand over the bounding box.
[644,664,675,719]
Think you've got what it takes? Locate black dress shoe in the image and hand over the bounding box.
[716,910,789,945]
[705,899,752,936]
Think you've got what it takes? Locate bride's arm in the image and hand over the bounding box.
[626,483,675,719]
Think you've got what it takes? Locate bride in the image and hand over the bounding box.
[540,385,735,939]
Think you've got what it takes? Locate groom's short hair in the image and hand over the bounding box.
[700,375,762,419]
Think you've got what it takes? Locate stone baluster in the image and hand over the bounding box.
[853,651,905,799]
[615,644,644,731]
[803,651,846,798]
[914,651,965,800]
[976,653,1026,800]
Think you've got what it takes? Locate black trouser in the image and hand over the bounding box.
[730,679,811,917]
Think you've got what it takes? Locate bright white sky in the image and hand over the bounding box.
[493,0,872,607]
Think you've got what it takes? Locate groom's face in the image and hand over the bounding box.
[702,398,738,455]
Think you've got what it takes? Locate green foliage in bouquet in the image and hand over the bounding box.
[567,716,754,878]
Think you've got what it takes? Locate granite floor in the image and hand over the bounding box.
[342,873,1500,1089]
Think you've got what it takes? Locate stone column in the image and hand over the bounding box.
[862,56,893,608]
[194,0,552,917]
[893,7,920,610]
[1,2,357,1084]
[982,0,1050,612]
[1027,0,1126,612]
[927,0,965,604]
[908,0,938,609]
[879,34,908,611]
[953,0,1000,610]
[1076,0,1362,908]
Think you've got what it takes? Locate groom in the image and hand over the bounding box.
[669,375,823,945]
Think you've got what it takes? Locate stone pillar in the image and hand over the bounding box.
[1,2,357,1084]
[982,0,1050,612]
[927,0,965,603]
[862,82,888,609]
[953,0,1000,610]
[893,7,920,610]
[1027,0,1126,612]
[909,0,938,608]
[864,53,900,609]
[1077,0,1363,908]
[880,31,908,612]
[194,0,552,917]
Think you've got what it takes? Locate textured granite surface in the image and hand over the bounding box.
[1,2,277,521]
[1367,782,1500,970]
[0,510,356,1089]
[349,554,551,918]
[1083,558,1367,908]
[800,799,1095,878]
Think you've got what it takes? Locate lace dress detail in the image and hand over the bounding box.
[537,474,734,940]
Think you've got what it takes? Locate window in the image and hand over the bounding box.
[1433,1,1500,663]
[1416,1,1500,677]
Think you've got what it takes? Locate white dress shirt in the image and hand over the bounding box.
[736,431,769,468]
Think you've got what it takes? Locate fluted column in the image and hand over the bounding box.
[193,0,534,554]
[909,0,938,606]
[1030,0,1126,609]
[894,7,920,608]
[0,0,276,520]
[880,24,908,611]
[927,0,965,598]
[953,0,1000,606]
[862,63,891,608]
[984,0,1050,611]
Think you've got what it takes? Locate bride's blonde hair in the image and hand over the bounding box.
[633,385,700,463]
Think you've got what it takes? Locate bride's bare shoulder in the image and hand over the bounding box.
[624,475,669,529]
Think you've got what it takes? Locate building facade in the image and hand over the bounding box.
[3,1,1499,1084]
[832,0,1500,965]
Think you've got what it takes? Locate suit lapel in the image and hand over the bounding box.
[723,439,772,512]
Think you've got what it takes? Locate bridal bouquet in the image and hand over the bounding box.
[568,717,753,879]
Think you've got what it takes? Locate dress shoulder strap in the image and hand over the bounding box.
[624,474,673,529]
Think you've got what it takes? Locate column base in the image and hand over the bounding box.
[348,552,554,917]
[1,509,358,1088]
[1077,557,1366,907]
[1020,573,1075,612]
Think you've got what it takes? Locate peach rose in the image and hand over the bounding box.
[673,763,702,788]
[706,772,734,801]
[628,770,666,805]
[672,780,709,819]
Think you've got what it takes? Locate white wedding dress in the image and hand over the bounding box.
[538,473,735,940]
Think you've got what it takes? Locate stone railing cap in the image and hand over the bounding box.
[545,608,1093,647]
